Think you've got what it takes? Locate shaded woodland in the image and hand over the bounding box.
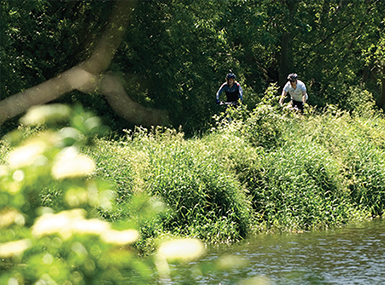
[1,0,384,135]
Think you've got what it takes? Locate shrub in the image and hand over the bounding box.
[0,105,207,284]
[143,130,252,243]
[242,83,288,149]
[247,139,356,231]
[343,86,379,118]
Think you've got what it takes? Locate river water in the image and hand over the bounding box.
[187,219,385,285]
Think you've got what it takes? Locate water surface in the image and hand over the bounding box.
[194,219,385,285]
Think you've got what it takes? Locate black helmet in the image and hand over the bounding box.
[287,73,298,82]
[226,73,236,79]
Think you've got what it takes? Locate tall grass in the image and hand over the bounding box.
[1,105,220,285]
[298,106,385,217]
[1,89,385,284]
[1,86,384,249]
[87,128,253,244]
[207,85,384,232]
[82,97,384,241]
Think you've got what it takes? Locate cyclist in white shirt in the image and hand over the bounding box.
[279,73,308,112]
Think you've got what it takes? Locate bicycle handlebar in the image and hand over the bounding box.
[219,101,238,106]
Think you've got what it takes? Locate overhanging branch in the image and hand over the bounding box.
[0,0,169,127]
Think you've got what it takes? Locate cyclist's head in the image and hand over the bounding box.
[226,73,236,80]
[287,73,298,82]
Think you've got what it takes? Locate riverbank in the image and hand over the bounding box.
[77,95,385,250]
[2,102,384,248]
[1,101,384,284]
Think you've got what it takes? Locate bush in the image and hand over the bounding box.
[142,129,252,243]
[242,83,287,149]
[242,137,354,231]
[343,86,379,118]
[0,105,208,284]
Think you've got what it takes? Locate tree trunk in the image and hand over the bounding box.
[378,77,385,109]
[278,1,296,88]
[279,33,292,88]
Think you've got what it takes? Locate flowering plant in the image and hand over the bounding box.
[0,105,204,284]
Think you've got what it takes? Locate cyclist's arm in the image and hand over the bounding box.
[238,84,243,103]
[279,90,287,104]
[302,90,307,104]
[216,84,225,103]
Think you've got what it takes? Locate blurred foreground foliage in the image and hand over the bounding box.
[1,105,257,285]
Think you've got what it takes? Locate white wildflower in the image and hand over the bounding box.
[7,142,45,169]
[71,219,110,235]
[51,147,95,179]
[32,209,86,239]
[20,104,71,126]
[0,208,25,228]
[157,238,204,262]
[0,239,32,258]
[101,229,139,246]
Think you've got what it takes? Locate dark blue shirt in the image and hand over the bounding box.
[216,82,243,103]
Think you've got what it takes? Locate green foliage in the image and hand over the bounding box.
[242,83,287,148]
[209,109,359,231]
[2,93,385,283]
[0,105,211,284]
[0,0,111,96]
[2,0,384,136]
[205,85,385,231]
[300,106,385,217]
[346,143,385,216]
[249,140,353,231]
[84,140,135,206]
[140,128,252,243]
[339,87,380,117]
[364,32,385,88]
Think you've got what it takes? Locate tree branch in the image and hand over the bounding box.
[0,0,169,127]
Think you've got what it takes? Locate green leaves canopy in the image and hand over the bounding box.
[1,0,384,134]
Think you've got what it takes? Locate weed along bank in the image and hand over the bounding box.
[1,101,385,284]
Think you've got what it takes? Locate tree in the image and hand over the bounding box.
[114,0,231,133]
[1,0,384,136]
[364,33,385,109]
[218,0,385,109]
[0,0,168,129]
[292,0,385,107]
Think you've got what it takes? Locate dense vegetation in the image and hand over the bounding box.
[83,85,384,244]
[1,85,384,283]
[1,0,385,135]
[1,0,385,283]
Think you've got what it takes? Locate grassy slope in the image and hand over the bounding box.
[81,103,385,247]
[1,101,384,247]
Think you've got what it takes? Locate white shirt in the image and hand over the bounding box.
[283,80,307,102]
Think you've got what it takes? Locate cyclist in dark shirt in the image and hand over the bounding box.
[216,73,243,106]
